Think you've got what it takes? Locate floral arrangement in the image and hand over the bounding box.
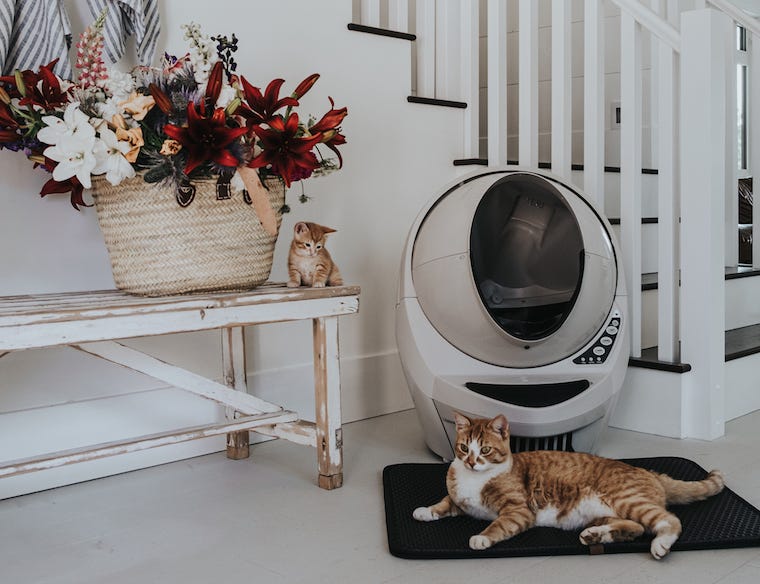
[0,13,347,219]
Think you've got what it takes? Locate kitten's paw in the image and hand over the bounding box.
[286,281,300,288]
[412,507,439,522]
[469,535,493,550]
[313,281,326,288]
[650,534,677,560]
[580,525,613,545]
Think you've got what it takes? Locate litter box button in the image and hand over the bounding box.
[606,325,618,335]
[593,346,605,357]
[600,336,612,346]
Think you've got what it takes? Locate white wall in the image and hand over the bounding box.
[0,0,465,497]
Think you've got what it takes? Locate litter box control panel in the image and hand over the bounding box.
[573,310,621,365]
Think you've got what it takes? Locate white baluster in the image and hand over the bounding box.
[584,0,605,205]
[551,0,572,180]
[436,0,461,100]
[461,0,480,158]
[388,0,409,32]
[519,0,538,167]
[361,0,381,27]
[416,0,436,97]
[752,32,760,269]
[725,17,739,267]
[656,1,680,362]
[621,11,643,358]
[488,0,508,165]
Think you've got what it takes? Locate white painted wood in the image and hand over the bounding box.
[656,38,680,362]
[73,341,283,414]
[551,0,572,181]
[609,0,681,51]
[313,316,343,488]
[0,410,297,479]
[388,0,409,32]
[519,0,539,168]
[680,8,731,440]
[620,12,643,358]
[435,0,461,100]
[584,0,605,206]
[0,288,360,351]
[255,420,318,447]
[416,0,436,97]
[708,0,760,37]
[221,326,248,456]
[487,0,508,165]
[726,21,740,267]
[753,32,760,269]
[461,0,480,158]
[360,0,381,27]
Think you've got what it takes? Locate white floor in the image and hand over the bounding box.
[2,409,760,584]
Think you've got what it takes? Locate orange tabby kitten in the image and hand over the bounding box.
[286,221,343,288]
[413,413,724,559]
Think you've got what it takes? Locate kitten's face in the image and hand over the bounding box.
[453,413,511,471]
[292,222,334,257]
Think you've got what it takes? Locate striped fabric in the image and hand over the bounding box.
[87,0,160,66]
[0,0,72,78]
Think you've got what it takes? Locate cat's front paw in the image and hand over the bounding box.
[286,280,300,288]
[312,281,326,288]
[413,507,439,522]
[650,534,677,560]
[469,535,493,550]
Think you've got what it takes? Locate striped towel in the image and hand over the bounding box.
[87,0,160,65]
[0,0,72,78]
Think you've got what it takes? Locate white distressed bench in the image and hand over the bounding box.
[0,284,360,490]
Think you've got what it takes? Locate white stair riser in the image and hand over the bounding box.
[609,222,658,275]
[639,275,760,350]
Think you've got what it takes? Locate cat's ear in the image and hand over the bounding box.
[488,414,510,439]
[294,222,308,235]
[321,225,337,235]
[453,412,472,432]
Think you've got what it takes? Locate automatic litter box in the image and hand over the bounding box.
[395,168,629,459]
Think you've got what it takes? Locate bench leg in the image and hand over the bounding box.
[313,316,343,489]
[222,326,250,460]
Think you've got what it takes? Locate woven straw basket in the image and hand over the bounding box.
[91,174,285,296]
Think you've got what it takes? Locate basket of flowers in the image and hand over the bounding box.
[0,15,347,296]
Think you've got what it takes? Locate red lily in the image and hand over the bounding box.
[205,61,224,109]
[163,101,248,175]
[39,175,87,211]
[148,83,173,114]
[309,97,348,168]
[0,60,70,110]
[248,113,322,188]
[291,73,319,100]
[236,77,298,129]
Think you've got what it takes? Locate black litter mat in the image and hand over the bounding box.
[383,457,760,559]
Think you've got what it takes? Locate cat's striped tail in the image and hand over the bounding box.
[656,470,725,505]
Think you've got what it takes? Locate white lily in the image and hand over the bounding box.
[43,132,98,188]
[93,127,135,185]
[37,102,95,146]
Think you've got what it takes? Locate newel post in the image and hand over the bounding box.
[679,8,732,440]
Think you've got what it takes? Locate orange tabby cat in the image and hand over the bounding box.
[286,221,343,288]
[413,413,724,559]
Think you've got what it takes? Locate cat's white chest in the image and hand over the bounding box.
[449,459,502,521]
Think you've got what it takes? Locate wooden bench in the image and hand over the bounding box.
[0,284,360,490]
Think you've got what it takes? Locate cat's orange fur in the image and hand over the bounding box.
[286,221,343,288]
[413,413,724,559]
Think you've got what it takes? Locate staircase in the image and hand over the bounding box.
[350,0,760,440]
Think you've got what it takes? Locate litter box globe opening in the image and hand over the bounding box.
[411,171,618,369]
